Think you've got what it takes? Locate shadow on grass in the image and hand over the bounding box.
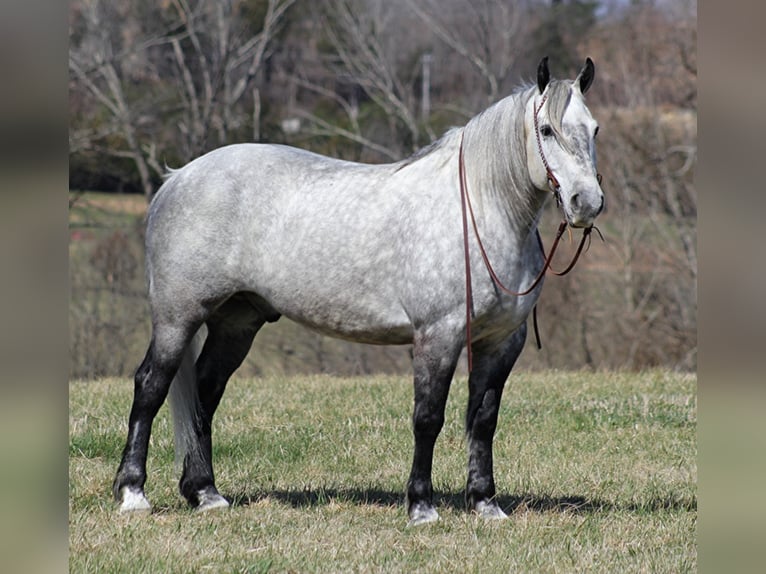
[229,487,696,515]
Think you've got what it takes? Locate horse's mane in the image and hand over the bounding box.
[543,80,575,153]
[462,80,573,226]
[398,80,575,228]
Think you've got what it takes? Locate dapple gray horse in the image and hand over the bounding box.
[114,57,604,525]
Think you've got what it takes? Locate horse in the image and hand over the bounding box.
[113,57,604,525]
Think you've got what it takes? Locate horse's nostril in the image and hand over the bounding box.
[571,193,580,208]
[597,194,605,214]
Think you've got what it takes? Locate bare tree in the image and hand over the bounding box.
[168,0,295,155]
[69,0,295,199]
[290,0,533,161]
[289,0,426,161]
[405,0,526,105]
[69,1,160,199]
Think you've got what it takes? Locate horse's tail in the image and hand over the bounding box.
[168,325,207,470]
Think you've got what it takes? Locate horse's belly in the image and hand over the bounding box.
[281,307,414,345]
[293,316,413,345]
[263,286,414,345]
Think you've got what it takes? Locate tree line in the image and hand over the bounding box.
[69,0,695,196]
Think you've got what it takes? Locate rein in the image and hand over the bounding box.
[458,93,597,371]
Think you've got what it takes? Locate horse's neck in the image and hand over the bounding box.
[462,153,544,247]
[464,92,544,233]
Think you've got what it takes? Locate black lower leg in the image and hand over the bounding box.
[406,406,443,513]
[465,387,503,509]
[113,344,177,500]
[178,419,217,506]
[405,330,461,520]
[178,311,262,505]
[464,326,526,511]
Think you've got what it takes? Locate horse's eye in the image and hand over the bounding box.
[541,125,553,137]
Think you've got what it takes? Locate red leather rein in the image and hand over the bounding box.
[459,93,599,371]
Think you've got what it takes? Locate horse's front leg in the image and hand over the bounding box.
[465,323,527,519]
[406,325,463,526]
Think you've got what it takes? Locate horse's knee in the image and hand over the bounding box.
[412,404,445,438]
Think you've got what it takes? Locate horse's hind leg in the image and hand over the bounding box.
[464,324,527,519]
[113,319,199,513]
[406,326,463,526]
[175,295,272,511]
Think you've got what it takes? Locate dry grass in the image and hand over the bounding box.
[69,371,695,572]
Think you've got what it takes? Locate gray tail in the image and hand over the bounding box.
[168,325,207,470]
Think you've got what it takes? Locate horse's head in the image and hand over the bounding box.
[526,57,604,229]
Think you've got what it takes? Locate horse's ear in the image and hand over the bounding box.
[576,57,595,94]
[537,56,550,94]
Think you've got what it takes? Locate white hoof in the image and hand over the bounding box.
[195,490,230,513]
[407,503,440,526]
[118,488,152,515]
[475,500,508,520]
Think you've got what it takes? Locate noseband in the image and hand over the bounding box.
[458,94,601,371]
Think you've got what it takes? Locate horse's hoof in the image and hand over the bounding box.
[195,490,230,513]
[407,502,440,526]
[474,500,508,520]
[118,487,152,515]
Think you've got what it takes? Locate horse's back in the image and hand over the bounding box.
[152,143,360,212]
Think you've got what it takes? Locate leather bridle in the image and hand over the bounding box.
[533,92,562,203]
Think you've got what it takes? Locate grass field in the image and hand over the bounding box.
[69,370,696,572]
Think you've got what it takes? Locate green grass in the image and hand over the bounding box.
[69,371,696,572]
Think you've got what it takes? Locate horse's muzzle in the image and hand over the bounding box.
[566,191,604,228]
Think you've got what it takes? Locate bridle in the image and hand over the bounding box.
[533,93,562,203]
[459,91,602,371]
[534,92,562,205]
